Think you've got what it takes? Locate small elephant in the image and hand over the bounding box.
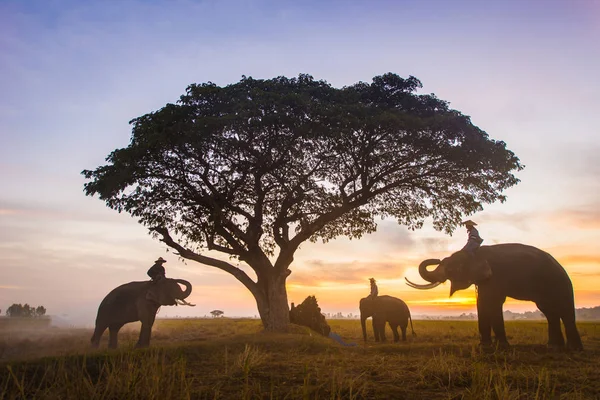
[91,278,194,349]
[360,295,415,343]
[406,243,583,350]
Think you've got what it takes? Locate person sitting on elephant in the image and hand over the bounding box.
[147,257,167,281]
[461,220,483,255]
[459,220,490,281]
[369,278,378,299]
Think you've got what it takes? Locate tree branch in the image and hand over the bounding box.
[151,226,261,297]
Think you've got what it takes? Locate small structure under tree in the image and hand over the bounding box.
[289,296,331,336]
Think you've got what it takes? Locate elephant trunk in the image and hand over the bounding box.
[418,259,446,283]
[361,314,368,343]
[174,279,192,299]
[405,259,446,290]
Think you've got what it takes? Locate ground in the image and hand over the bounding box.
[1,319,600,399]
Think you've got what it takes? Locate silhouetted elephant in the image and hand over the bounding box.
[360,295,415,343]
[91,278,194,349]
[406,243,583,350]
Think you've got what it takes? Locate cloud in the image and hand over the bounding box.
[0,200,130,224]
[293,219,417,265]
[474,203,600,232]
[419,237,454,255]
[0,208,22,216]
[475,211,533,232]
[570,271,600,277]
[289,259,410,287]
[0,203,66,219]
[547,207,600,230]
[555,254,600,266]
[375,220,415,247]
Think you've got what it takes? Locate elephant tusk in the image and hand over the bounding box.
[405,278,441,290]
[176,299,196,307]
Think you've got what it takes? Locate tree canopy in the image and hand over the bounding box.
[82,73,522,330]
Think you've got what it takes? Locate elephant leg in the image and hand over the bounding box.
[136,314,156,348]
[561,307,583,350]
[477,295,493,346]
[537,302,565,348]
[108,323,124,349]
[90,324,107,348]
[381,322,388,342]
[400,324,407,342]
[375,319,386,342]
[489,297,509,347]
[372,319,381,342]
[390,323,400,343]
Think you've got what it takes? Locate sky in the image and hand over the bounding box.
[1,0,599,326]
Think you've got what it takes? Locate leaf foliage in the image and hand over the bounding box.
[82,73,523,265]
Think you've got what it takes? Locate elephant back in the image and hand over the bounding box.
[98,281,152,308]
[375,295,410,317]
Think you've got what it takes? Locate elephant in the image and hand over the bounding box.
[360,295,415,343]
[405,243,583,350]
[91,278,194,349]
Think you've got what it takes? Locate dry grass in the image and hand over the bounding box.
[2,319,600,399]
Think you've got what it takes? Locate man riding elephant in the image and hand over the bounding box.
[147,257,167,281]
[461,220,483,255]
[369,278,379,299]
[460,220,491,281]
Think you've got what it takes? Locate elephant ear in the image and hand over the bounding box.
[471,258,492,283]
[447,253,493,295]
[145,281,177,306]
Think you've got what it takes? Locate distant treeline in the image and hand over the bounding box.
[574,306,600,321]
[505,307,600,321]
[416,306,600,321]
[4,304,47,318]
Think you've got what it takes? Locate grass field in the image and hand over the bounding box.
[2,318,600,399]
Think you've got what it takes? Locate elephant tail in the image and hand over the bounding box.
[409,312,416,337]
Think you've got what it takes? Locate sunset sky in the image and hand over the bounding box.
[1,0,599,326]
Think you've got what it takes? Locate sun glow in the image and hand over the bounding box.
[416,296,477,306]
[287,282,366,291]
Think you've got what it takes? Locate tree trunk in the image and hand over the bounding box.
[153,228,293,331]
[255,272,290,332]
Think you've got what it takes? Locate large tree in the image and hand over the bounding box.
[82,73,522,331]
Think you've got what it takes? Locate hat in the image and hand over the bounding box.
[155,257,167,264]
[369,278,376,283]
[461,220,477,226]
